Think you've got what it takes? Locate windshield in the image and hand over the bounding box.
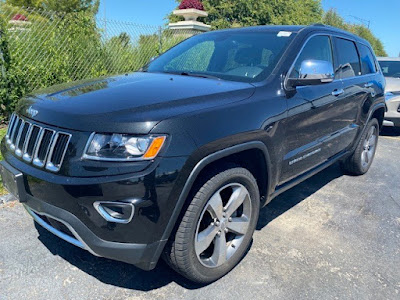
[143,31,295,83]
[378,60,400,78]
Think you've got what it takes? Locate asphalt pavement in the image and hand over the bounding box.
[0,131,399,300]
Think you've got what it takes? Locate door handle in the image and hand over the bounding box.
[332,89,344,97]
[365,82,373,88]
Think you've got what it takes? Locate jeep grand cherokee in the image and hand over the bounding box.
[0,24,385,283]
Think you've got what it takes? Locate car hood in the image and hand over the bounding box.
[17,72,255,133]
[385,77,400,93]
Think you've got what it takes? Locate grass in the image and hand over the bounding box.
[0,126,8,196]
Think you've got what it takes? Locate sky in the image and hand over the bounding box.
[98,0,400,57]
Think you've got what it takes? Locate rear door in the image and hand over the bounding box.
[332,37,373,146]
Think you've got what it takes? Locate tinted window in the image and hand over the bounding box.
[359,44,376,74]
[290,35,333,78]
[334,38,361,79]
[146,32,295,83]
[379,60,400,78]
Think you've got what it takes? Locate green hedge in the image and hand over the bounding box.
[0,5,194,123]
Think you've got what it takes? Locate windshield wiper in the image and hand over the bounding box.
[165,71,222,81]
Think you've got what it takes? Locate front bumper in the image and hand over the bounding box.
[383,117,400,127]
[384,96,400,127]
[1,155,188,270]
[23,195,164,270]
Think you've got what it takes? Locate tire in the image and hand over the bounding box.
[341,118,379,175]
[163,166,260,284]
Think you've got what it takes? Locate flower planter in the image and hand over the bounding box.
[173,8,208,21]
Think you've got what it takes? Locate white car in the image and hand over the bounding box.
[378,57,400,127]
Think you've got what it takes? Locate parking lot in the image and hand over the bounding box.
[0,130,399,300]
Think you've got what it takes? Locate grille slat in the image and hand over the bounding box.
[51,134,70,165]
[45,132,72,172]
[10,117,23,150]
[6,114,71,172]
[16,122,30,156]
[37,129,54,162]
[23,125,41,162]
[6,114,17,140]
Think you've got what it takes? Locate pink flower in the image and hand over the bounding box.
[11,14,28,21]
[178,0,205,11]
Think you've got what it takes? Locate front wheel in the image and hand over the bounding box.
[163,167,260,283]
[341,118,379,175]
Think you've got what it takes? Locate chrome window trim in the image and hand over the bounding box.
[285,33,337,90]
[284,32,379,90]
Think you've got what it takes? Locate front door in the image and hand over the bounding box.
[280,35,346,184]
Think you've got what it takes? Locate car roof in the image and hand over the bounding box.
[205,24,371,47]
[377,57,400,61]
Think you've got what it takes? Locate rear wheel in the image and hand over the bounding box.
[164,167,260,283]
[341,118,379,175]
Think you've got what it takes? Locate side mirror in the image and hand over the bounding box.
[287,59,334,88]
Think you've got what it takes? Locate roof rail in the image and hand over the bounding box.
[311,23,327,27]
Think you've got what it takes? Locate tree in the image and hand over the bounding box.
[169,0,324,29]
[4,0,43,8]
[111,32,131,48]
[42,0,99,13]
[5,0,100,13]
[322,9,387,56]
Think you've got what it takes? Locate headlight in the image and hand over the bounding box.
[385,91,400,101]
[83,133,166,161]
[385,92,394,101]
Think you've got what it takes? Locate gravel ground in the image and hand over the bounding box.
[0,132,399,300]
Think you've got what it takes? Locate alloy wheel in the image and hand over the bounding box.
[194,183,252,268]
[361,125,377,169]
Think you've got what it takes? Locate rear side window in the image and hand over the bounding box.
[358,44,377,74]
[334,38,361,79]
[290,35,333,78]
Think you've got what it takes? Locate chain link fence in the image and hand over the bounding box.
[0,4,200,95]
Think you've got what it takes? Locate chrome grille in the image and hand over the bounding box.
[6,113,71,172]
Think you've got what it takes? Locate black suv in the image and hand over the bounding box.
[0,25,385,283]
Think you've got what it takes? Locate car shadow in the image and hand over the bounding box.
[35,223,204,291]
[35,163,343,291]
[257,163,343,230]
[380,127,400,137]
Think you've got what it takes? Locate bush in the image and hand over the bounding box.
[0,15,27,123]
[0,4,198,122]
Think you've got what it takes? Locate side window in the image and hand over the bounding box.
[358,44,377,75]
[334,38,361,79]
[290,35,333,78]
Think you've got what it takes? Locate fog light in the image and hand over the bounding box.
[93,201,135,224]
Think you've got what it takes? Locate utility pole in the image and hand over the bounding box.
[349,15,371,29]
